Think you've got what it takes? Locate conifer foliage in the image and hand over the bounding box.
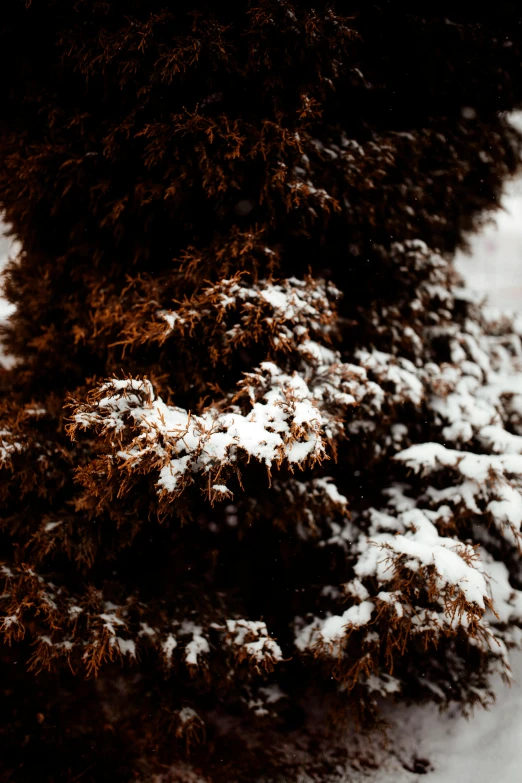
[1,2,522,780]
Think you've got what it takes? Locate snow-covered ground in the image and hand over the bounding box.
[350,651,522,783]
[455,157,522,311]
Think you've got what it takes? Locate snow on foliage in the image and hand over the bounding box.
[287,242,522,702]
[11,239,522,712]
[157,274,340,352]
[0,563,283,680]
[70,277,388,500]
[72,364,346,499]
[225,619,283,671]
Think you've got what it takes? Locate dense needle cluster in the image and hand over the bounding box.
[1,3,522,781]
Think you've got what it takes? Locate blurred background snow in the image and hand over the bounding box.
[455,111,522,312]
[0,233,15,320]
[455,184,522,310]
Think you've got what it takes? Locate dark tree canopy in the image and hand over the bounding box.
[1,3,522,781]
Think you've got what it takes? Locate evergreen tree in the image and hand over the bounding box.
[1,3,522,780]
